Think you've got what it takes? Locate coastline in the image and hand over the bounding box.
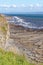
[7,22,43,63]
[0,14,43,64]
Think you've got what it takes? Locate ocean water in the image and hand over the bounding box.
[6,14,43,29]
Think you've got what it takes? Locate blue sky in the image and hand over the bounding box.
[0,0,43,13]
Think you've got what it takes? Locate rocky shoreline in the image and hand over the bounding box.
[7,22,43,63]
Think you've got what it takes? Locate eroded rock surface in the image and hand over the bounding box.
[7,22,43,63]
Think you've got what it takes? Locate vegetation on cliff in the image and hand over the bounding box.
[0,14,8,33]
[0,48,35,65]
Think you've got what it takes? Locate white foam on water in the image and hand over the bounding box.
[8,16,43,29]
[14,16,38,29]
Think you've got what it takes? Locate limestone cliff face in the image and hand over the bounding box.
[0,15,20,55]
[0,14,8,49]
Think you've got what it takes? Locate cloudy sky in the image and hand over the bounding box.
[0,0,43,13]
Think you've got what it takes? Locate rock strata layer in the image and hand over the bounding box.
[7,23,43,63]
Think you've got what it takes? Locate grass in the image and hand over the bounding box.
[1,26,7,32]
[0,48,34,65]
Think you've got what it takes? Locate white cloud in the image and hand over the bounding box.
[0,3,43,9]
[0,4,17,8]
[0,4,10,8]
[28,3,43,9]
[12,4,17,8]
[21,4,26,7]
[29,4,34,9]
[29,4,33,8]
[36,3,41,7]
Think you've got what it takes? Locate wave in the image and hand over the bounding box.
[8,16,43,29]
[13,16,38,29]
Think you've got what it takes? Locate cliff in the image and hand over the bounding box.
[0,14,22,55]
[0,14,8,49]
[0,15,43,65]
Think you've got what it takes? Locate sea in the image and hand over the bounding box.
[5,14,43,29]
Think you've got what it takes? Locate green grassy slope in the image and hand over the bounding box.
[0,48,35,65]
